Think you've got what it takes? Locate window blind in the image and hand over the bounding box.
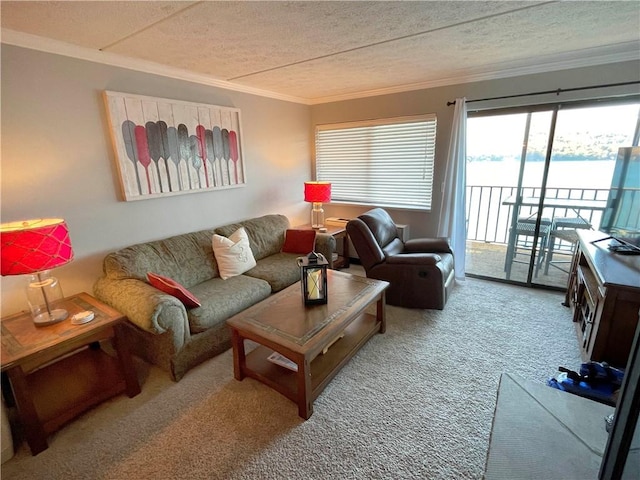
[315,114,437,210]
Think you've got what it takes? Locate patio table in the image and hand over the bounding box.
[502,196,607,211]
[501,196,607,280]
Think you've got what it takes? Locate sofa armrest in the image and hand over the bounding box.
[404,237,453,254]
[93,277,190,350]
[315,233,337,268]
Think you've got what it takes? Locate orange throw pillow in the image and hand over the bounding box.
[147,272,201,308]
[282,229,317,254]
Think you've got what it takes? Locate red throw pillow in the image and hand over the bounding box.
[147,273,201,308]
[282,229,316,254]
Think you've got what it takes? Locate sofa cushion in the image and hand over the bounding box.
[187,275,271,333]
[103,229,217,288]
[282,229,316,254]
[244,252,301,292]
[215,214,289,261]
[212,227,257,279]
[147,272,201,308]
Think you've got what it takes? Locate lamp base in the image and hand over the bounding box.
[310,202,325,229]
[33,308,68,327]
[27,270,67,327]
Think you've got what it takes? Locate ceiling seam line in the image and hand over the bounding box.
[98,1,204,51]
[229,0,558,81]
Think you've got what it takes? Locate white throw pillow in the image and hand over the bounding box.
[212,227,257,280]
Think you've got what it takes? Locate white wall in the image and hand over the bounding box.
[312,60,640,238]
[1,45,312,316]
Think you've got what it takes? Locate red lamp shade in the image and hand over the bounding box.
[304,182,331,203]
[1,219,74,276]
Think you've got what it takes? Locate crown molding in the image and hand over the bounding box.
[0,29,310,105]
[2,29,638,107]
[307,41,640,105]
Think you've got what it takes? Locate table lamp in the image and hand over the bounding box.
[1,218,74,326]
[304,181,331,229]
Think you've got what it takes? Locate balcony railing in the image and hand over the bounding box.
[465,185,611,244]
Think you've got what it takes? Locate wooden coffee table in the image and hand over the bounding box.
[227,269,389,419]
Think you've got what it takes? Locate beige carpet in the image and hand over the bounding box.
[1,277,581,480]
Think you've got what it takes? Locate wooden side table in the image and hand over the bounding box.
[1,292,140,455]
[294,224,350,269]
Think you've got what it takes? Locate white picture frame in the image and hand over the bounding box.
[104,91,246,201]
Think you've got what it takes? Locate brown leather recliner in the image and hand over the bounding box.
[346,208,455,310]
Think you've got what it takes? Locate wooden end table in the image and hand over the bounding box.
[1,292,141,455]
[227,270,388,419]
[294,224,350,269]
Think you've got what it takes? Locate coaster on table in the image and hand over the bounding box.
[71,310,95,325]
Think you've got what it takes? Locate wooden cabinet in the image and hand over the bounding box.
[565,230,640,368]
[322,225,350,269]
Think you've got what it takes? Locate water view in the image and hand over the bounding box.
[464,101,639,287]
[467,159,616,190]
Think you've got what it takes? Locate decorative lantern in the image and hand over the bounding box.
[297,252,329,305]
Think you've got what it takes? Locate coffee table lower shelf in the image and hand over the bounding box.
[240,311,381,418]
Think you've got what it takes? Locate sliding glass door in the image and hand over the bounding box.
[466,99,640,287]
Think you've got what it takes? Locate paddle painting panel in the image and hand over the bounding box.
[104,91,246,201]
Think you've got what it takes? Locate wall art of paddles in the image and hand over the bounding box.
[104,91,246,201]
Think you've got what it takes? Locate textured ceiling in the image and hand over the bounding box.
[1,1,639,104]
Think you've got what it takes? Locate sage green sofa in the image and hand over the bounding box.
[94,214,335,381]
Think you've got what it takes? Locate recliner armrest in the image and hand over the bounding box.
[404,237,453,254]
[385,253,442,265]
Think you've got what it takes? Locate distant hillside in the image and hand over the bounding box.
[468,132,632,162]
